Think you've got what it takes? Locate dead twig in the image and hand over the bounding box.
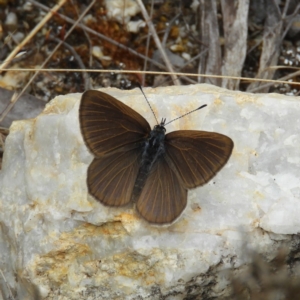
[136,0,181,86]
[280,3,300,43]
[71,0,93,68]
[161,13,181,47]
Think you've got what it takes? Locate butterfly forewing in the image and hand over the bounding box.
[136,157,187,224]
[165,131,233,188]
[79,90,151,156]
[88,148,142,206]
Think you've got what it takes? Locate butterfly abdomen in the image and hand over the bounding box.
[132,125,166,202]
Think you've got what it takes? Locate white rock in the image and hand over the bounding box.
[191,0,200,11]
[5,12,18,28]
[126,20,146,33]
[0,84,300,299]
[182,52,191,61]
[92,46,111,61]
[105,0,140,24]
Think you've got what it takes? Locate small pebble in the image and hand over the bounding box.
[5,12,18,31]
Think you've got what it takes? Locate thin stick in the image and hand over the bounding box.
[0,0,96,123]
[0,0,67,71]
[72,0,93,68]
[136,0,181,86]
[281,0,291,18]
[162,13,181,46]
[280,4,300,43]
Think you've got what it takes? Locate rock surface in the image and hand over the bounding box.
[0,84,300,299]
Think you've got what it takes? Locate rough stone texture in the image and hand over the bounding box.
[0,84,300,299]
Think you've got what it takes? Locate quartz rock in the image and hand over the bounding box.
[105,0,140,24]
[0,84,300,299]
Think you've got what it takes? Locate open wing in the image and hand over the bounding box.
[136,157,187,224]
[165,130,233,189]
[87,148,142,206]
[79,90,151,156]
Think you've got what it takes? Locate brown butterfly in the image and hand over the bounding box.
[79,90,233,224]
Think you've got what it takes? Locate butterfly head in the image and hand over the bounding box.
[153,118,167,134]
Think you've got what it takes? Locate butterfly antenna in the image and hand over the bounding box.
[137,83,159,125]
[164,104,207,126]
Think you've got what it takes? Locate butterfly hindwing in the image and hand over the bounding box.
[87,148,142,206]
[164,130,233,188]
[79,90,151,156]
[136,157,187,224]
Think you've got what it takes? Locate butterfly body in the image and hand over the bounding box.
[132,122,167,202]
[79,90,234,224]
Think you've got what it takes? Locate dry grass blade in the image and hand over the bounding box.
[1,69,299,87]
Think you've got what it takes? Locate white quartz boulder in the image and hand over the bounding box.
[0,84,300,299]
